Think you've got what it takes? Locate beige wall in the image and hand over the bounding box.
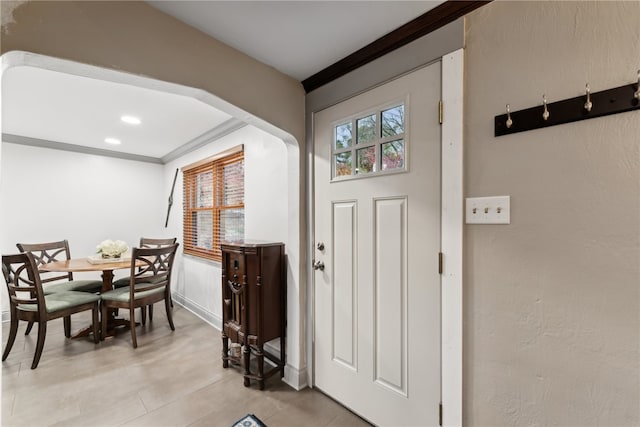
[464,1,639,425]
[1,1,305,144]
[3,0,639,422]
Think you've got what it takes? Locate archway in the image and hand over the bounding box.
[0,51,305,388]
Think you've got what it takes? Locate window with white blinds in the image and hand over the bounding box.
[182,146,244,261]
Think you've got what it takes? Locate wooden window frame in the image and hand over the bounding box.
[182,145,244,262]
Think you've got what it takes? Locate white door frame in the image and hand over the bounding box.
[440,48,464,426]
[309,48,463,425]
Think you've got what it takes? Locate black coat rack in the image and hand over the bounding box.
[495,74,640,137]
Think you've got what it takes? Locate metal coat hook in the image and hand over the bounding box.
[495,74,640,137]
[542,94,550,121]
[584,84,593,112]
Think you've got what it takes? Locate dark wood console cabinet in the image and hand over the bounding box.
[221,240,286,389]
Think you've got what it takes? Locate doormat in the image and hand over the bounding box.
[231,413,266,427]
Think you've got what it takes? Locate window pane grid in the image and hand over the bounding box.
[379,132,405,144]
[331,103,406,180]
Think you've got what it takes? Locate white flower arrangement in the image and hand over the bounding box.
[96,239,129,258]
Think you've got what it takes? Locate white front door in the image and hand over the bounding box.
[313,62,442,426]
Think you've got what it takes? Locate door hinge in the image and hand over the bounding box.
[439,402,443,426]
[438,252,443,274]
[438,100,443,125]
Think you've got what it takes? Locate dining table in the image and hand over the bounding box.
[39,257,143,339]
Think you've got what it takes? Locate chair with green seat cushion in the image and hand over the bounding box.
[2,253,100,369]
[112,237,177,324]
[17,240,103,335]
[101,243,179,348]
[16,240,103,294]
[39,279,105,294]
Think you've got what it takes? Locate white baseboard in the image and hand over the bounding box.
[283,365,308,390]
[259,340,307,391]
[1,296,218,327]
[1,295,219,328]
[171,292,222,331]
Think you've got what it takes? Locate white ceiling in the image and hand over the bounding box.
[1,1,443,160]
[2,65,232,159]
[148,1,443,81]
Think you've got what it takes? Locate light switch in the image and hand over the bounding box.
[466,196,510,224]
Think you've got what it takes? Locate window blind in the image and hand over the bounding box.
[182,146,244,261]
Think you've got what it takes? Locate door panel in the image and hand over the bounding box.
[314,62,441,426]
[374,196,407,395]
[332,200,357,368]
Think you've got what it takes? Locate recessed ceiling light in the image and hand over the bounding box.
[105,137,121,145]
[121,115,141,125]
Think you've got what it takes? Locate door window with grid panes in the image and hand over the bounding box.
[332,103,406,179]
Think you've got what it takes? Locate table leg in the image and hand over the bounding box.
[71,268,137,340]
[70,327,94,339]
[71,270,114,339]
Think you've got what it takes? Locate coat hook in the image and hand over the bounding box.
[635,70,640,100]
[542,94,550,121]
[506,104,513,128]
[584,84,593,112]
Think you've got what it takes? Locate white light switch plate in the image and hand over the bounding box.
[466,196,510,224]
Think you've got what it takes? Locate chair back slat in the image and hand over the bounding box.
[137,238,177,274]
[140,237,177,248]
[2,253,46,310]
[129,244,178,296]
[16,240,74,282]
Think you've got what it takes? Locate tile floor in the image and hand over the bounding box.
[1,305,370,427]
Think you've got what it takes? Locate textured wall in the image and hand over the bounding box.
[464,1,640,425]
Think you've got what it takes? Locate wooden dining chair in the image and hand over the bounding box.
[16,240,103,294]
[16,240,103,336]
[2,253,100,369]
[112,237,177,324]
[100,243,179,348]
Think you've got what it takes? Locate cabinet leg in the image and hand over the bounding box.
[222,335,229,368]
[257,346,265,390]
[280,335,286,378]
[243,345,251,387]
